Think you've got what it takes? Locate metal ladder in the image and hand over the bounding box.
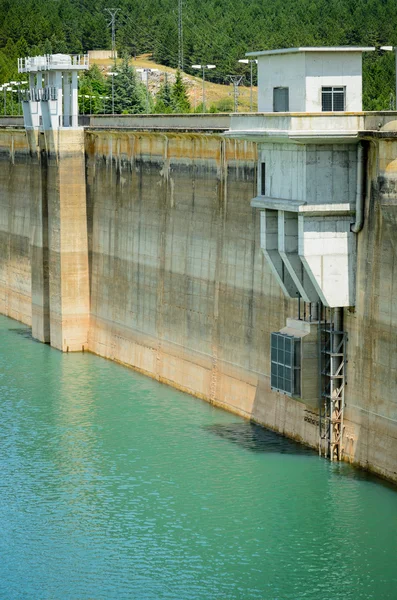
[319,308,347,461]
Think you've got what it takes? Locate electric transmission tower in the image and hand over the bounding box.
[178,0,184,71]
[228,75,243,112]
[105,8,120,62]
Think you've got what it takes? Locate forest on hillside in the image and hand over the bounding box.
[0,0,396,110]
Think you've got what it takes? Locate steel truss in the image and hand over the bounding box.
[319,309,347,461]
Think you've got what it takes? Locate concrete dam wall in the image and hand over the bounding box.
[0,118,396,483]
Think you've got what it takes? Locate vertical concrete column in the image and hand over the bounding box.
[31,132,50,343]
[55,71,63,129]
[29,73,35,93]
[71,71,78,128]
[47,129,90,351]
[26,73,37,128]
[63,73,71,127]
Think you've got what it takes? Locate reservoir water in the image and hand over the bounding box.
[0,314,396,599]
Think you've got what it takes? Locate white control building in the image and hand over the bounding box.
[252,46,372,113]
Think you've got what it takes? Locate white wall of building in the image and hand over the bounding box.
[257,53,305,112]
[305,52,363,112]
[88,50,117,60]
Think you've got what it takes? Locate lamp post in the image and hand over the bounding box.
[0,85,5,115]
[191,64,216,112]
[11,89,18,115]
[142,68,152,113]
[78,94,84,115]
[13,81,26,115]
[85,94,94,115]
[100,95,110,114]
[238,58,257,112]
[4,87,10,115]
[108,72,118,114]
[381,46,397,109]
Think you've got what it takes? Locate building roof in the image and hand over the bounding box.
[246,46,375,57]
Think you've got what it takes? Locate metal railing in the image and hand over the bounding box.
[18,54,89,73]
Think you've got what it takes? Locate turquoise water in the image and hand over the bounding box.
[0,315,396,600]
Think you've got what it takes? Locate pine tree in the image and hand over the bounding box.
[78,64,108,114]
[110,56,146,114]
[154,74,173,113]
[171,70,190,113]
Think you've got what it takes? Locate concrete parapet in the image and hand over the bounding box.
[87,113,231,131]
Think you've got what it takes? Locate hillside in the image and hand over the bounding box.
[0,0,396,109]
[91,54,257,112]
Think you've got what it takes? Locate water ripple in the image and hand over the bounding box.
[0,316,396,600]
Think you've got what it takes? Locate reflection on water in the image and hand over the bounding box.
[1,315,397,600]
[8,327,35,340]
[204,421,315,455]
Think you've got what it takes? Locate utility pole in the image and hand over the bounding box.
[105,8,120,114]
[228,75,243,112]
[143,68,151,113]
[105,8,120,62]
[192,64,216,112]
[178,0,184,71]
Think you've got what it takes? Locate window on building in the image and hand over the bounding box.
[261,162,266,195]
[322,86,345,112]
[273,87,289,112]
[271,332,301,396]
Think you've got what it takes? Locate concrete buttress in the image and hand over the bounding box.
[38,129,90,351]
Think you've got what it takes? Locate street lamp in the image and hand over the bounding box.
[238,58,258,112]
[108,71,118,114]
[0,86,3,115]
[78,94,85,115]
[100,95,110,114]
[6,87,12,115]
[84,94,96,114]
[13,81,27,115]
[10,89,18,115]
[381,46,397,109]
[192,64,216,112]
[142,68,152,114]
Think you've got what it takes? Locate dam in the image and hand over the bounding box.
[1,48,397,485]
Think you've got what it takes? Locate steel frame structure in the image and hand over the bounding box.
[318,308,347,461]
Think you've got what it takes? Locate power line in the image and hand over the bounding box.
[105,8,120,62]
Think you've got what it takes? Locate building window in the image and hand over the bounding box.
[322,86,345,111]
[273,87,289,112]
[261,162,266,195]
[271,332,301,396]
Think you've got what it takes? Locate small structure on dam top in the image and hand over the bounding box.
[226,46,375,461]
[18,53,89,130]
